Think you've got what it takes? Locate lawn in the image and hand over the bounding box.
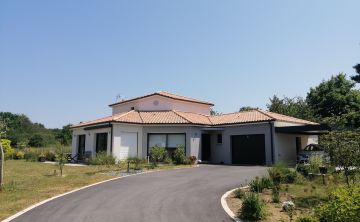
[0,159,194,220]
[0,160,114,220]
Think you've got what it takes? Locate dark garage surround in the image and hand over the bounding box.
[231,134,266,165]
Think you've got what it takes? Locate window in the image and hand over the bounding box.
[167,134,186,148]
[148,133,186,153]
[148,134,167,148]
[96,133,108,153]
[217,134,223,144]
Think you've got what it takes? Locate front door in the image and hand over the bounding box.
[201,134,211,161]
[96,133,108,153]
[77,135,86,160]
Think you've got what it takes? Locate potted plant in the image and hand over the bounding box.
[189,156,197,165]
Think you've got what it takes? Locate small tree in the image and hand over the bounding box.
[55,145,67,176]
[321,131,360,186]
[0,120,7,189]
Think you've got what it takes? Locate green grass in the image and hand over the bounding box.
[0,160,113,220]
[0,160,193,220]
[284,174,349,209]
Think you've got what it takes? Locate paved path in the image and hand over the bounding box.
[11,165,266,222]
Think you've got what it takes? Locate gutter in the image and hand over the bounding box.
[269,121,275,164]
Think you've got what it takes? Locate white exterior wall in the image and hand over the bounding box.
[274,134,319,165]
[72,127,112,156]
[274,134,297,164]
[112,124,143,160]
[112,95,211,115]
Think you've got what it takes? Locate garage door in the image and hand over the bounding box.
[117,132,138,160]
[231,134,266,165]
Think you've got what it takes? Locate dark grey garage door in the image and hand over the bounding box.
[231,134,266,165]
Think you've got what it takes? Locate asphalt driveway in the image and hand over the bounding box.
[11,165,266,222]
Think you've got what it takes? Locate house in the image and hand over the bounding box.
[71,91,329,165]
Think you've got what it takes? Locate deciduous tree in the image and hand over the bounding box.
[351,64,360,83]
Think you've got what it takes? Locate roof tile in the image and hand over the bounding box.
[71,109,318,128]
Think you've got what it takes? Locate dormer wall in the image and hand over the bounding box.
[112,95,211,115]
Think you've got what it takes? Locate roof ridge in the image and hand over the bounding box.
[174,110,211,117]
[172,110,192,124]
[213,110,258,117]
[137,111,145,123]
[255,109,276,120]
[109,91,214,107]
[173,110,214,125]
[112,110,136,121]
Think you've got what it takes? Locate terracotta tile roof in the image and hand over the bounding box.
[139,111,189,124]
[256,110,318,125]
[174,110,213,125]
[71,109,318,128]
[108,91,214,106]
[209,110,273,125]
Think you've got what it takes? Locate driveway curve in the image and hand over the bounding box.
[11,165,266,222]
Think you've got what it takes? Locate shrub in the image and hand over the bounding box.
[268,163,297,184]
[284,170,297,183]
[172,146,187,165]
[13,150,25,159]
[261,177,273,188]
[315,186,360,222]
[272,187,280,203]
[149,145,167,163]
[239,192,267,221]
[282,201,296,221]
[38,153,46,162]
[89,152,116,166]
[127,157,144,170]
[45,150,56,161]
[249,177,273,193]
[233,188,245,199]
[24,150,39,162]
[296,215,319,222]
[1,139,14,159]
[309,155,324,174]
[163,156,173,164]
[296,164,310,177]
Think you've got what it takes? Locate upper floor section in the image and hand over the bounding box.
[109,91,214,115]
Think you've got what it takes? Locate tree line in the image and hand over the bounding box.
[0,112,72,147]
[237,64,360,131]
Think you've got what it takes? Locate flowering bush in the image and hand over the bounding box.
[282,201,296,221]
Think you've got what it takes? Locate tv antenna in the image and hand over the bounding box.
[116,94,125,102]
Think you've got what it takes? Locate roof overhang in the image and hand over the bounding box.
[83,123,112,130]
[275,124,330,135]
[201,127,225,131]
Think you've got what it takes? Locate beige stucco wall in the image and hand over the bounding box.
[111,95,211,115]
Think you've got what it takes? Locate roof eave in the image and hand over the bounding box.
[108,93,214,107]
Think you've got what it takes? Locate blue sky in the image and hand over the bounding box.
[0,0,359,128]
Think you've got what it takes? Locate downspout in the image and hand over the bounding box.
[110,122,113,155]
[269,121,275,165]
